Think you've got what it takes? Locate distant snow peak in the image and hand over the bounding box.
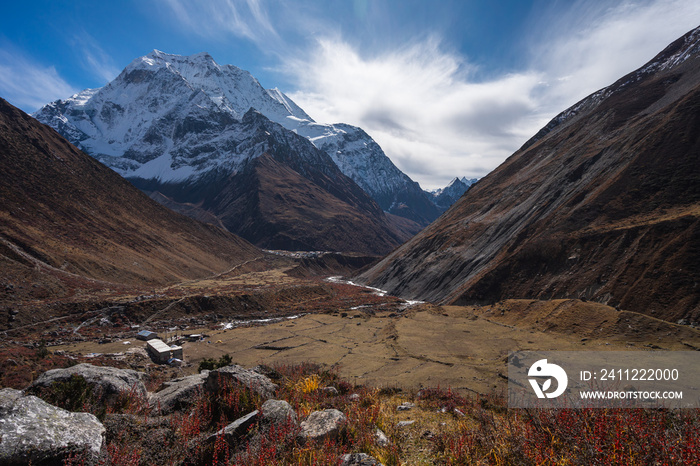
[427,176,478,211]
[431,177,477,196]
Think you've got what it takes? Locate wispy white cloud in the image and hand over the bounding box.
[529,0,700,114]
[284,0,700,189]
[285,39,543,188]
[71,32,121,84]
[0,46,77,113]
[161,0,280,47]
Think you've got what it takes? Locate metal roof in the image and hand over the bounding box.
[147,339,172,353]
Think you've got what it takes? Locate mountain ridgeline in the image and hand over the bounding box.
[359,26,700,324]
[34,51,444,253]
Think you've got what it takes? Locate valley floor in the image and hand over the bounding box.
[5,258,698,396]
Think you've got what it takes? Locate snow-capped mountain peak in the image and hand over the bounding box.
[34,50,441,225]
[427,176,478,212]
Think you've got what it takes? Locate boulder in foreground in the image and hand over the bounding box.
[149,370,208,414]
[0,388,105,465]
[29,363,147,401]
[205,364,278,399]
[299,409,347,441]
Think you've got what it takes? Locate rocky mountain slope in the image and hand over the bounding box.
[122,106,409,254]
[296,122,441,224]
[34,50,439,228]
[359,26,700,323]
[0,98,260,298]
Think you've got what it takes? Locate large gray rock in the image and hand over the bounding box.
[149,371,208,414]
[0,388,105,465]
[397,402,415,411]
[299,409,346,441]
[374,428,390,447]
[29,363,147,400]
[207,410,260,447]
[261,399,297,427]
[322,386,339,396]
[205,364,278,399]
[341,452,384,466]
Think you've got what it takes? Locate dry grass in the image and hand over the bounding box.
[28,361,700,465]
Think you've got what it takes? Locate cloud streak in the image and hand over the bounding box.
[72,33,121,84]
[529,0,700,113]
[161,0,280,48]
[284,0,700,189]
[0,46,77,113]
[283,38,544,187]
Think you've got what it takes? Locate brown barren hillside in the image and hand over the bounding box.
[211,152,409,254]
[0,98,260,299]
[359,26,700,324]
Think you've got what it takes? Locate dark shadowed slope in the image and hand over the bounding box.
[0,98,260,295]
[359,26,700,324]
[128,110,411,255]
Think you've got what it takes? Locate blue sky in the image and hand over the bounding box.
[1,0,699,189]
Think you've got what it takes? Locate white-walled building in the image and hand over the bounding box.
[146,338,183,364]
